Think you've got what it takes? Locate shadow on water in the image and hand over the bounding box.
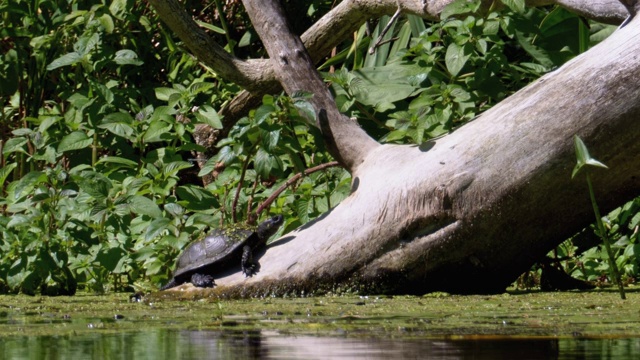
[1,329,640,359]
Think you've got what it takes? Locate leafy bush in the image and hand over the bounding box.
[0,0,632,295]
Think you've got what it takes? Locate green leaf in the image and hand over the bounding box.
[292,100,317,125]
[194,105,223,129]
[145,217,171,241]
[163,161,192,177]
[114,49,143,66]
[501,0,526,14]
[96,156,138,168]
[46,52,83,70]
[99,14,115,33]
[57,131,93,153]
[0,163,17,187]
[129,196,162,218]
[13,171,47,200]
[254,147,281,178]
[195,20,226,34]
[445,43,471,76]
[164,203,184,217]
[155,87,181,101]
[7,214,31,228]
[441,0,481,20]
[262,129,281,152]
[143,120,172,143]
[176,185,218,210]
[254,104,276,125]
[99,121,135,140]
[572,135,608,178]
[2,137,28,154]
[109,0,127,19]
[78,173,112,200]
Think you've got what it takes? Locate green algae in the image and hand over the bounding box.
[1,288,640,339]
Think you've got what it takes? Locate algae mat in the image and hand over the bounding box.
[1,289,640,339]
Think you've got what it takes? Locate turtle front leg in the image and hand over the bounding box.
[191,273,215,288]
[241,245,257,277]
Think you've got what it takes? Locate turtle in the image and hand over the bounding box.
[160,215,284,290]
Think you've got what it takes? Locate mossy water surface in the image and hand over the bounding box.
[1,288,640,339]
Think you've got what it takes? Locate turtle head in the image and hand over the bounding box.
[256,215,284,240]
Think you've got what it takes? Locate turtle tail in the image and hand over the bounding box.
[160,278,178,291]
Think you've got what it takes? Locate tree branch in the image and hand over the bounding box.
[241,0,379,173]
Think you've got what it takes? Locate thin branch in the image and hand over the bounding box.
[252,161,341,219]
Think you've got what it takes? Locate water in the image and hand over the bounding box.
[1,330,639,359]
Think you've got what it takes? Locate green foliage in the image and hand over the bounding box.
[0,0,234,294]
[1,0,633,295]
[199,93,350,229]
[327,1,612,145]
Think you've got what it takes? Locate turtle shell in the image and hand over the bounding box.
[173,226,257,279]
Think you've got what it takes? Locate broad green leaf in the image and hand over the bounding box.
[155,87,181,101]
[2,137,28,154]
[262,129,281,151]
[99,121,135,140]
[114,49,143,66]
[57,131,93,153]
[254,147,281,178]
[0,163,17,186]
[292,100,316,125]
[176,185,218,210]
[254,104,276,125]
[46,52,82,70]
[163,161,192,177]
[78,173,112,200]
[441,0,481,20]
[143,120,172,143]
[194,105,223,129]
[145,217,171,241]
[445,43,471,76]
[109,0,127,19]
[7,214,31,228]
[99,14,115,33]
[501,0,526,14]
[189,82,216,95]
[129,195,162,218]
[164,203,184,217]
[13,171,47,200]
[197,157,218,178]
[572,135,608,178]
[296,198,312,224]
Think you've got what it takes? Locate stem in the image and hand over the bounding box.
[92,132,98,167]
[232,145,256,223]
[213,0,234,56]
[587,172,625,300]
[252,161,340,218]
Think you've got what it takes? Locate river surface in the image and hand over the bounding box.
[1,290,640,359]
[1,330,640,359]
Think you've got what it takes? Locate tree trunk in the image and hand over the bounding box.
[180,14,640,297]
[150,0,640,296]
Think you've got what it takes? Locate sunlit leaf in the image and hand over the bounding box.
[57,131,93,153]
[129,195,162,218]
[194,105,223,129]
[572,135,608,178]
[145,217,171,241]
[114,49,143,66]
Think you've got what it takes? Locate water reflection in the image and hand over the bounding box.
[1,330,639,359]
